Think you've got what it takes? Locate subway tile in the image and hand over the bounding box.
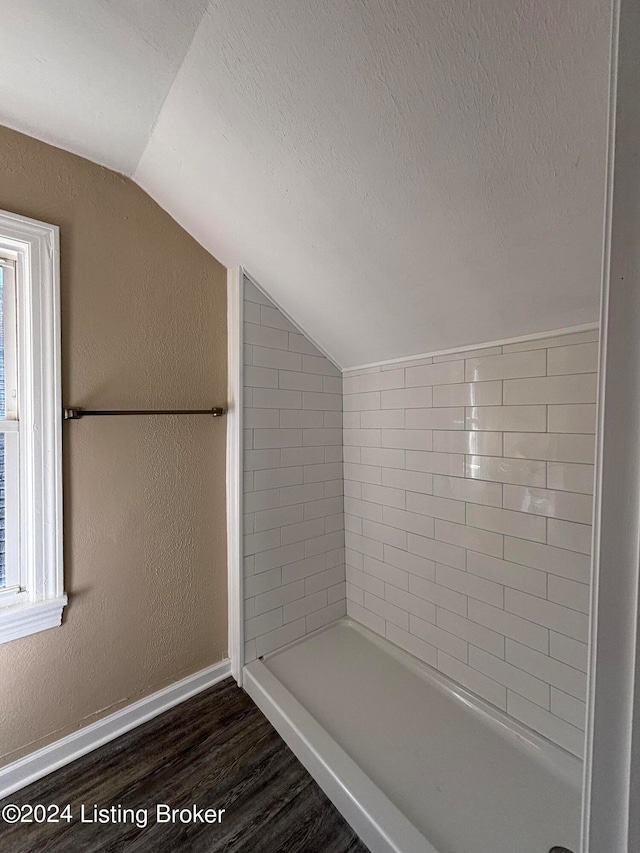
[344,496,383,522]
[344,428,381,447]
[324,480,344,498]
[254,580,306,616]
[244,528,281,556]
[305,496,344,520]
[255,542,306,573]
[244,449,280,471]
[466,405,546,432]
[547,404,597,434]
[411,615,467,661]
[278,370,323,392]
[327,582,346,605]
[381,356,433,370]
[434,346,502,363]
[253,388,302,409]
[304,461,344,483]
[343,411,361,429]
[433,474,502,508]
[244,300,261,324]
[468,599,549,652]
[347,584,364,606]
[382,428,433,450]
[302,428,342,446]
[302,354,341,376]
[433,381,502,407]
[343,375,362,394]
[282,518,325,545]
[466,551,547,597]
[405,360,465,387]
[502,329,598,353]
[550,632,588,673]
[254,504,303,533]
[290,334,322,356]
[406,408,465,430]
[281,554,327,584]
[245,608,283,641]
[260,305,298,332]
[346,564,385,598]
[280,409,324,428]
[504,432,596,465]
[384,583,436,625]
[436,608,504,658]
[547,519,592,555]
[435,519,504,558]
[503,485,593,524]
[303,391,342,411]
[245,408,280,429]
[465,455,546,487]
[408,574,468,616]
[381,468,433,494]
[344,446,361,465]
[360,409,406,429]
[347,601,386,635]
[383,544,436,581]
[381,387,433,409]
[551,688,586,731]
[466,504,546,543]
[256,618,307,657]
[254,428,303,449]
[436,563,504,607]
[364,592,409,630]
[244,282,273,305]
[507,693,583,758]
[361,483,406,508]
[344,391,381,411]
[323,375,342,394]
[345,548,364,569]
[364,556,409,590]
[244,322,289,350]
[548,576,590,614]
[345,514,362,534]
[383,506,436,538]
[358,368,405,392]
[304,531,344,557]
[406,450,465,477]
[279,482,324,506]
[547,342,599,375]
[469,646,550,708]
[361,447,406,468]
[252,346,302,371]
[547,462,594,495]
[408,532,466,571]
[344,532,384,560]
[506,640,587,700]
[503,374,597,405]
[244,488,281,514]
[438,652,506,709]
[306,600,346,632]
[465,350,546,382]
[245,366,279,388]
[504,537,590,583]
[433,430,503,457]
[344,463,382,484]
[406,491,466,523]
[344,481,362,500]
[362,519,407,549]
[284,589,328,623]
[244,567,282,599]
[386,623,437,667]
[505,589,588,642]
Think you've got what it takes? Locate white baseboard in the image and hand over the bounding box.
[0,658,232,799]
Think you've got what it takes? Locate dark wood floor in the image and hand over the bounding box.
[0,677,369,852]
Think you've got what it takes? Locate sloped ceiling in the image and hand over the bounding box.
[0,1,611,367]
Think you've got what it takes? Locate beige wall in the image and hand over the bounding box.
[0,125,228,766]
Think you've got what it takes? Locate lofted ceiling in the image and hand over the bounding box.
[0,1,612,367]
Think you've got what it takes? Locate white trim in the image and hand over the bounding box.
[0,595,66,643]
[242,269,342,370]
[0,210,64,644]
[226,267,243,685]
[344,322,600,373]
[0,658,231,799]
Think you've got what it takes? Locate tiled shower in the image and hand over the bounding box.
[243,275,596,759]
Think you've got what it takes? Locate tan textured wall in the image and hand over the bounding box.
[0,125,228,766]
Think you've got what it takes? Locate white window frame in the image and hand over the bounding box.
[0,209,65,643]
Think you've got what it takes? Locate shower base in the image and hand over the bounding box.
[243,618,582,853]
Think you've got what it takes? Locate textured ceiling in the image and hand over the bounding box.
[0,1,612,367]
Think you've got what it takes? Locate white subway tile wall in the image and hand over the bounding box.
[343,330,598,757]
[243,280,345,662]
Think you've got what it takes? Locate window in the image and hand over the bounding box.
[0,209,65,643]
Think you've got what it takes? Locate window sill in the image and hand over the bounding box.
[0,595,67,645]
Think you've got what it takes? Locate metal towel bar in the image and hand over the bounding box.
[63,407,226,420]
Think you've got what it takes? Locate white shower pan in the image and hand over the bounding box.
[244,618,582,853]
